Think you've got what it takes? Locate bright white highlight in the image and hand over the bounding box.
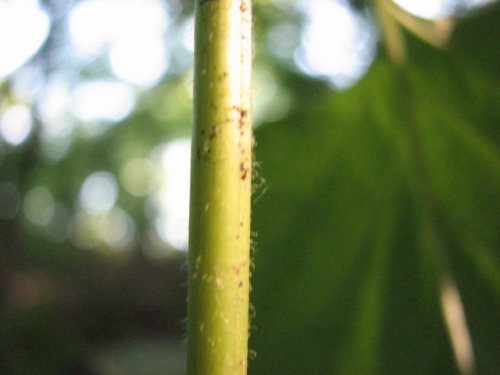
[155,139,191,251]
[0,105,33,146]
[68,0,169,87]
[182,17,195,52]
[109,35,168,87]
[79,171,118,214]
[394,0,455,19]
[0,0,50,77]
[71,80,135,123]
[295,0,377,89]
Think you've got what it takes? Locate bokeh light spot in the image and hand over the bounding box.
[37,77,74,139]
[68,0,169,86]
[68,0,168,55]
[109,35,168,87]
[295,0,377,89]
[154,138,191,251]
[23,186,55,226]
[0,0,50,77]
[253,68,291,124]
[121,158,157,197]
[0,105,33,146]
[98,207,136,250]
[79,171,118,214]
[71,80,135,124]
[266,22,302,61]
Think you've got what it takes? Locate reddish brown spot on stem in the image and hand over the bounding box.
[239,109,248,134]
[240,161,249,180]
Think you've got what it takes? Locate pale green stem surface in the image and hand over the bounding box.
[187,0,253,374]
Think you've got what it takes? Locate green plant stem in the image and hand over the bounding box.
[187,0,253,374]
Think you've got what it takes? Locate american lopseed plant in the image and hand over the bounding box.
[186,0,253,374]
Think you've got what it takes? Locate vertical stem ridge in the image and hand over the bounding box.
[187,1,252,374]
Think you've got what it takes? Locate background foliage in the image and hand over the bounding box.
[0,0,498,374]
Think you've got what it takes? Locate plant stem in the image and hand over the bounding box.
[187,0,252,374]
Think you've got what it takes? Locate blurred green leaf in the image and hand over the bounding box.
[250,6,499,375]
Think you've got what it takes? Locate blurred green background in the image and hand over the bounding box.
[0,0,498,374]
